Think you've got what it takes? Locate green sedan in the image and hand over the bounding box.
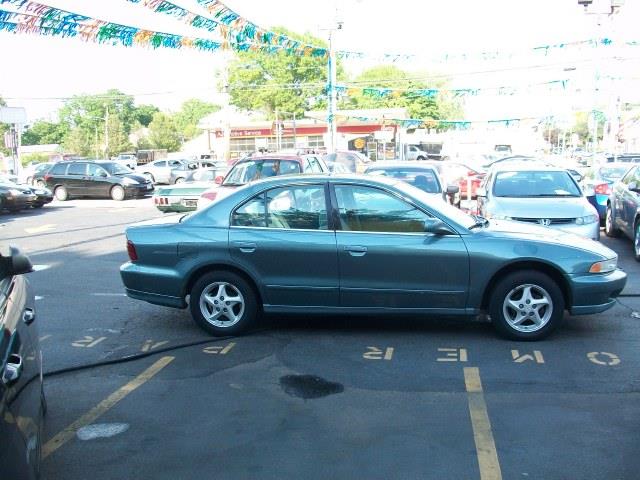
[122,174,626,341]
[153,168,220,213]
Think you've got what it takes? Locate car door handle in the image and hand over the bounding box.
[2,354,22,385]
[233,242,256,253]
[344,245,367,256]
[23,308,35,325]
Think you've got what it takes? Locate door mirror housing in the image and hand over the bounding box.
[0,247,33,278]
[446,184,460,195]
[424,218,454,235]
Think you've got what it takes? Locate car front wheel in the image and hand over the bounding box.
[54,186,68,201]
[634,221,640,261]
[605,204,620,237]
[190,271,258,336]
[110,185,125,201]
[489,271,564,341]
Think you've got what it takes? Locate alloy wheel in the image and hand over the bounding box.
[199,282,245,328]
[502,283,553,333]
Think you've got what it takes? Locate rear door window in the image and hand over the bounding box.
[67,163,86,176]
[49,163,67,175]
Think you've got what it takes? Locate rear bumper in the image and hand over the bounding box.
[568,268,627,315]
[124,287,186,308]
[120,262,186,308]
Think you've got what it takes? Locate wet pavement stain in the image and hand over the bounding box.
[279,374,344,399]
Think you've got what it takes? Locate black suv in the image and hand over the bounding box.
[44,161,153,201]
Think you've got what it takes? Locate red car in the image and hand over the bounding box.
[198,154,329,209]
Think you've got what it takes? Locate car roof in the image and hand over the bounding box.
[488,161,567,173]
[365,161,439,169]
[241,172,401,190]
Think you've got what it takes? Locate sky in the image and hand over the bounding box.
[0,0,638,123]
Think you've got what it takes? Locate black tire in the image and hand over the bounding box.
[110,185,126,201]
[489,271,564,341]
[54,186,68,201]
[605,203,620,237]
[33,203,44,208]
[190,271,258,336]
[145,173,155,183]
[174,177,185,184]
[417,156,426,161]
[634,220,640,262]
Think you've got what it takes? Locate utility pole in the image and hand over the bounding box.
[104,104,109,159]
[327,29,338,154]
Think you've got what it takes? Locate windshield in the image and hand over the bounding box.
[395,180,476,229]
[599,166,629,181]
[493,170,581,197]
[101,162,133,175]
[223,159,301,185]
[367,167,442,193]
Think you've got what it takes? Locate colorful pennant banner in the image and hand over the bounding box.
[0,0,328,57]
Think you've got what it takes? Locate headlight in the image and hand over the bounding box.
[589,257,617,273]
[575,214,599,225]
[122,177,139,186]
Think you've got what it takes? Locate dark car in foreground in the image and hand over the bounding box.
[0,182,36,212]
[121,174,625,341]
[0,246,45,479]
[44,160,153,201]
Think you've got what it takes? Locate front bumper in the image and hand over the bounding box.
[568,268,627,315]
[125,184,154,198]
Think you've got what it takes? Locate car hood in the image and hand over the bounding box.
[489,196,593,218]
[485,219,614,258]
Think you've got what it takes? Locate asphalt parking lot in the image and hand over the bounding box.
[3,198,640,479]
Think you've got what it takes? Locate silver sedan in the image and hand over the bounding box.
[477,163,600,240]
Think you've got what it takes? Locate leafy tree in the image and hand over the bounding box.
[0,96,9,156]
[173,99,220,140]
[134,104,160,127]
[341,65,462,122]
[22,120,68,146]
[147,112,181,152]
[59,89,136,157]
[228,27,341,118]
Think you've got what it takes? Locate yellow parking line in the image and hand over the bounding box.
[42,356,174,459]
[464,367,502,480]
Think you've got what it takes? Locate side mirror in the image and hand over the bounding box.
[424,218,454,235]
[476,187,487,197]
[1,247,33,278]
[214,175,224,185]
[447,184,460,195]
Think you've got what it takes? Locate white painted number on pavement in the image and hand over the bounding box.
[72,336,107,348]
[437,348,468,362]
[141,340,169,352]
[203,342,236,355]
[511,350,545,364]
[363,346,394,360]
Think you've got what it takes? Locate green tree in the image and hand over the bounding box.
[0,96,9,156]
[134,104,160,127]
[148,112,181,152]
[342,65,462,121]
[59,89,136,157]
[228,27,340,118]
[22,120,68,146]
[173,99,220,140]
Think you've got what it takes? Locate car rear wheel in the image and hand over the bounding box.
[634,221,640,261]
[489,271,564,341]
[54,186,68,201]
[145,173,155,183]
[110,185,125,201]
[605,204,620,237]
[190,271,258,336]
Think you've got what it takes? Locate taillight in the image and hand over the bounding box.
[44,173,51,182]
[127,240,138,262]
[202,191,218,201]
[594,183,611,195]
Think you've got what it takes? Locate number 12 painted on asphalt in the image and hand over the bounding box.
[363,346,394,360]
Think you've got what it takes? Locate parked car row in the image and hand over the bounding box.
[0,175,53,213]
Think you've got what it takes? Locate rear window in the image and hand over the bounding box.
[366,167,442,193]
[223,159,301,185]
[599,166,629,181]
[49,163,67,175]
